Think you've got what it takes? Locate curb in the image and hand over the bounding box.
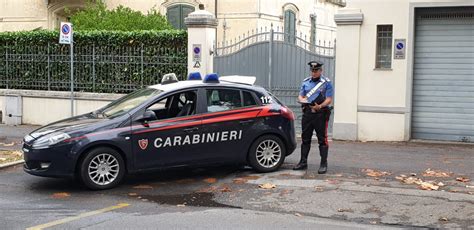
[0,160,24,169]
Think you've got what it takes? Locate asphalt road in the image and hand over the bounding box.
[0,125,473,229]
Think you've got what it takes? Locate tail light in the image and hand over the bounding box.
[281,106,295,121]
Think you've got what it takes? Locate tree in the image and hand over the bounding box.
[69,0,173,31]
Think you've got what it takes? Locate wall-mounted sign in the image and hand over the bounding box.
[394,39,406,59]
[193,44,202,62]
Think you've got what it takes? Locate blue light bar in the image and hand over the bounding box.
[188,72,202,80]
[203,73,219,83]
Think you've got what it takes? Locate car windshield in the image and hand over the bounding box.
[98,88,162,118]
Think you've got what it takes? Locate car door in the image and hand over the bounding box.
[198,88,260,162]
[131,89,203,170]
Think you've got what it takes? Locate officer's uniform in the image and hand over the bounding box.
[294,61,333,173]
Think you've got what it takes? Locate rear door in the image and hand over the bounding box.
[198,88,261,162]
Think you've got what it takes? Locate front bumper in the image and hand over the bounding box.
[22,144,76,178]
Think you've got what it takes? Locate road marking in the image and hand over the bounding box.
[26,203,130,230]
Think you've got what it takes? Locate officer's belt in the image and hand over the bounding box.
[305,78,326,100]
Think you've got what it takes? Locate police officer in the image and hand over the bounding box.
[293,61,333,173]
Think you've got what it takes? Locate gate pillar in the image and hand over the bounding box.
[184,5,218,78]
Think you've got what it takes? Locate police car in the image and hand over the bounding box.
[23,73,297,190]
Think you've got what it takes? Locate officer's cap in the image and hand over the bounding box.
[308,61,323,71]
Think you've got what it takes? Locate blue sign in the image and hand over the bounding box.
[62,24,70,35]
[193,46,201,54]
[396,43,404,50]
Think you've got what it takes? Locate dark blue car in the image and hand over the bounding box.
[23,74,296,190]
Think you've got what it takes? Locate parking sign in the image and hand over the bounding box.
[59,22,73,44]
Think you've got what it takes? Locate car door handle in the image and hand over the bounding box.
[239,120,254,125]
[183,127,199,133]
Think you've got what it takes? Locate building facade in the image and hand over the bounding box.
[0,0,344,45]
[333,0,473,142]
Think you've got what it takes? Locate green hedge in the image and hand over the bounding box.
[0,30,188,93]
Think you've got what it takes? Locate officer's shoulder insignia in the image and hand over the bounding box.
[303,77,311,82]
[323,76,331,82]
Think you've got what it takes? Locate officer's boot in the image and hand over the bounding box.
[293,143,310,170]
[318,146,328,174]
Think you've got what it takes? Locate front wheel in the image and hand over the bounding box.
[248,135,286,173]
[79,147,125,190]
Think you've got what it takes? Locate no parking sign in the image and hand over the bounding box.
[59,22,73,44]
[394,39,406,59]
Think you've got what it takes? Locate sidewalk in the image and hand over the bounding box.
[0,124,38,151]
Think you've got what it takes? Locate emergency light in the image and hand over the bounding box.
[203,73,219,83]
[161,73,178,85]
[188,72,202,80]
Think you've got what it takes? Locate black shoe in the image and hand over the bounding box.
[293,162,308,170]
[318,162,327,174]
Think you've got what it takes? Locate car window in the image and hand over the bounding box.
[243,91,258,107]
[100,88,162,118]
[146,90,197,120]
[206,89,242,112]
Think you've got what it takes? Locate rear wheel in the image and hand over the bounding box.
[79,147,125,190]
[248,135,286,173]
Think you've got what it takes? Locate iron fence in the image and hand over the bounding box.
[0,43,187,93]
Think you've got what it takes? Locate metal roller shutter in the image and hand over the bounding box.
[412,7,474,142]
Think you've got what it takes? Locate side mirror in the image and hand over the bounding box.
[136,110,157,126]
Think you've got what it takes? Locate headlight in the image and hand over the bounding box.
[32,132,71,149]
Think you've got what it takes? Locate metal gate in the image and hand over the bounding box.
[214,26,336,133]
[412,7,474,143]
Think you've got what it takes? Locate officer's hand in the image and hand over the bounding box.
[311,104,322,111]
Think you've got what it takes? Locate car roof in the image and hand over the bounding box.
[148,79,264,93]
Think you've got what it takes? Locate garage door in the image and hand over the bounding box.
[412,7,474,142]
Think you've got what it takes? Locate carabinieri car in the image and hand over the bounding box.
[23,73,296,190]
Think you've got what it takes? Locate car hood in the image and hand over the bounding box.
[27,113,106,140]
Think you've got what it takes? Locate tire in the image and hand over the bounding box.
[248,135,286,173]
[79,147,125,190]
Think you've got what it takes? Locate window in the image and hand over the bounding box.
[375,25,393,69]
[243,91,257,107]
[206,89,242,112]
[146,90,197,121]
[167,4,195,30]
[284,10,296,44]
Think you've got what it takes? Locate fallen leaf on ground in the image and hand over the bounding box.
[259,183,276,189]
[197,186,218,193]
[242,175,261,180]
[420,182,439,191]
[294,213,302,217]
[133,185,153,189]
[456,177,470,183]
[423,169,451,178]
[220,186,232,193]
[334,174,343,177]
[370,221,377,224]
[362,169,391,177]
[315,186,324,192]
[203,178,217,184]
[437,182,445,187]
[279,189,292,196]
[177,204,186,207]
[466,185,474,189]
[439,217,449,222]
[51,192,70,199]
[410,173,417,176]
[128,193,138,196]
[232,178,248,184]
[337,208,352,212]
[468,192,474,195]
